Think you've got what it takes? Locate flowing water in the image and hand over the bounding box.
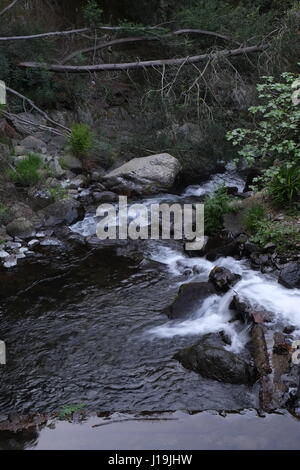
[1,169,300,448]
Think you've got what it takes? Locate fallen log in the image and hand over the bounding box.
[19,44,269,73]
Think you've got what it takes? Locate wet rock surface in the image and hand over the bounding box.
[278,262,300,289]
[164,281,217,319]
[209,266,241,292]
[174,333,257,385]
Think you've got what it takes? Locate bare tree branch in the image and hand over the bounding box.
[61,29,241,64]
[19,44,269,73]
[4,111,68,137]
[6,87,71,135]
[0,0,21,17]
[0,26,240,44]
[0,27,90,41]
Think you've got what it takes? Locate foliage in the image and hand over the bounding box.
[49,185,68,201]
[251,220,299,253]
[69,123,94,159]
[204,186,231,235]
[83,0,103,27]
[9,153,43,187]
[267,162,300,207]
[0,203,10,225]
[58,403,86,420]
[227,72,300,167]
[227,72,300,208]
[177,0,277,43]
[243,204,267,233]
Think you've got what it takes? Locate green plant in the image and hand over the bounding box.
[49,185,68,201]
[204,186,231,235]
[243,204,267,233]
[9,153,43,186]
[227,72,300,167]
[69,123,94,159]
[177,0,276,43]
[250,220,299,253]
[0,203,10,225]
[267,162,300,207]
[83,0,103,27]
[58,403,86,420]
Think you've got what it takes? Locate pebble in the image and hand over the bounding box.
[28,239,40,248]
[0,250,10,259]
[3,256,17,268]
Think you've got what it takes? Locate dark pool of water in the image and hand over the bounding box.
[0,241,257,415]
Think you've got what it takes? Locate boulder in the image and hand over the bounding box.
[209,266,241,292]
[27,188,52,211]
[60,154,83,173]
[164,281,217,319]
[48,158,65,177]
[6,217,35,239]
[103,153,181,195]
[174,333,257,385]
[40,198,81,226]
[278,263,300,289]
[230,294,274,324]
[92,191,118,203]
[8,202,42,228]
[19,136,47,153]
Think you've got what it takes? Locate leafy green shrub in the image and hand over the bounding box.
[267,163,300,207]
[69,123,94,159]
[9,153,43,186]
[204,186,231,235]
[227,72,300,209]
[251,220,299,253]
[227,72,300,167]
[243,204,267,233]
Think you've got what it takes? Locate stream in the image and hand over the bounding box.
[1,168,300,449]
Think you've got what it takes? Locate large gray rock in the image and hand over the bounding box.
[61,154,83,173]
[164,282,217,320]
[19,136,47,153]
[278,262,300,289]
[40,198,80,226]
[6,217,35,239]
[8,202,42,228]
[174,333,257,385]
[103,153,181,195]
[209,266,241,292]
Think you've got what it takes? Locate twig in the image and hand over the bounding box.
[0,0,21,17]
[6,87,71,135]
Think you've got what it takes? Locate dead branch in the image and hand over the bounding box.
[3,111,67,137]
[0,0,21,16]
[0,26,240,44]
[6,87,71,135]
[19,44,269,73]
[0,28,90,41]
[60,29,240,64]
